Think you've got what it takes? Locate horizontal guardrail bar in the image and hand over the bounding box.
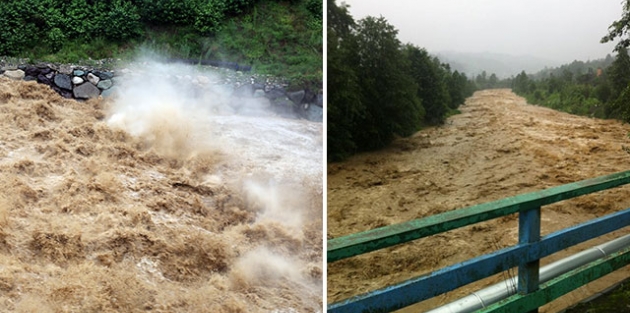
[328,207,630,313]
[478,246,630,313]
[328,170,630,262]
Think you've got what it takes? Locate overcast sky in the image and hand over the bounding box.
[340,0,624,63]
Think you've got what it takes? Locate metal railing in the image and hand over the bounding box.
[328,170,630,313]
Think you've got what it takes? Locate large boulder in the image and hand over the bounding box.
[287,90,305,105]
[73,82,101,99]
[304,104,323,122]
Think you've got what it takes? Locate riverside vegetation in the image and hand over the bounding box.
[0,0,322,89]
[327,0,477,161]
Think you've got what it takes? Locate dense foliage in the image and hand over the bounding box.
[0,0,322,85]
[490,0,630,122]
[503,50,630,120]
[327,0,475,161]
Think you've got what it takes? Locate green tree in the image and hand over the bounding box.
[327,0,363,160]
[601,0,630,51]
[608,48,630,97]
[403,45,449,124]
[352,16,424,150]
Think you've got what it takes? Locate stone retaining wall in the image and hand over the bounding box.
[0,62,322,122]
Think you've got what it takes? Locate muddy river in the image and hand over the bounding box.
[0,74,322,312]
[328,89,630,312]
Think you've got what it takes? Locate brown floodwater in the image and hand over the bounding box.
[328,89,630,312]
[0,73,322,312]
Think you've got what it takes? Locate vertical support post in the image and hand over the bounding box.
[518,207,541,313]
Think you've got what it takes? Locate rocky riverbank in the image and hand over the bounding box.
[0,58,323,122]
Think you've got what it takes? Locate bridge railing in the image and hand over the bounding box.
[328,170,630,313]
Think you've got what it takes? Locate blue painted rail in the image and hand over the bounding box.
[328,170,630,313]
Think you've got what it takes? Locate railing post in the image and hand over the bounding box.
[518,206,541,313]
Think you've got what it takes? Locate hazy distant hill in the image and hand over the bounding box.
[436,51,562,79]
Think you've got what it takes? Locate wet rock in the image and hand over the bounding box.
[54,74,73,90]
[272,97,297,118]
[24,66,40,77]
[39,67,52,75]
[4,69,25,80]
[265,87,286,100]
[315,93,323,107]
[97,79,113,90]
[73,82,101,99]
[24,76,37,82]
[58,65,73,75]
[101,86,120,98]
[93,71,114,80]
[304,104,323,122]
[87,73,100,85]
[37,74,52,85]
[288,90,305,105]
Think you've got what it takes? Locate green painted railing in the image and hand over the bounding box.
[328,170,630,313]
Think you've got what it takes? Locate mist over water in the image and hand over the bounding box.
[106,59,323,309]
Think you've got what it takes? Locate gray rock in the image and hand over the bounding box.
[93,71,114,80]
[315,93,323,107]
[58,65,73,75]
[288,90,305,104]
[2,65,18,71]
[73,70,85,77]
[272,97,297,118]
[4,69,25,80]
[24,76,37,82]
[265,87,286,100]
[24,66,39,77]
[87,73,100,85]
[73,82,101,99]
[101,86,120,98]
[39,67,52,75]
[72,76,84,85]
[54,74,73,90]
[304,104,323,122]
[97,79,113,90]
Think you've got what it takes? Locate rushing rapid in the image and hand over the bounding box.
[328,89,630,313]
[0,63,322,313]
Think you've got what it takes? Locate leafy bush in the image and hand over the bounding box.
[193,1,226,34]
[305,0,322,20]
[222,0,257,15]
[99,0,143,41]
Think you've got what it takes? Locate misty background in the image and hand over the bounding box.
[341,0,624,78]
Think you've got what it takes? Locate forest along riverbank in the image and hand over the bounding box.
[328,89,630,313]
[0,76,322,312]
